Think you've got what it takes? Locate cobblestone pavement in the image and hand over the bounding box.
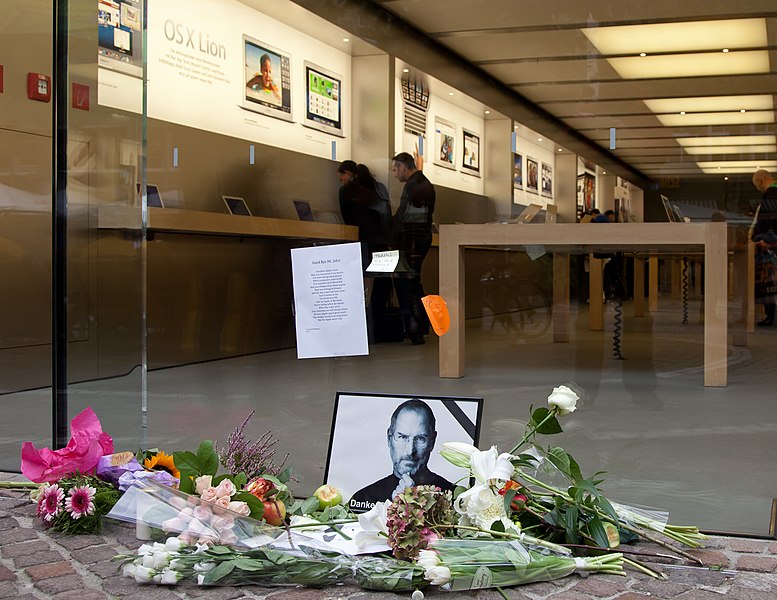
[1,472,777,600]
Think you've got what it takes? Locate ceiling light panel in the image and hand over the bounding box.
[644,95,774,113]
[655,110,774,127]
[581,18,767,55]
[697,159,777,173]
[676,135,777,147]
[682,144,777,155]
[607,51,769,79]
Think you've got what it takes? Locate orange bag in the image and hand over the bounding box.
[421,295,450,336]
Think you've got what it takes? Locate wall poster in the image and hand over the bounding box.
[433,117,456,170]
[526,157,539,194]
[541,162,553,198]
[461,129,481,175]
[513,153,523,189]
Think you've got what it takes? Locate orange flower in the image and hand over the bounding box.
[144,451,180,480]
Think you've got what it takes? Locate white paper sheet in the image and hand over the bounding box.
[291,243,368,359]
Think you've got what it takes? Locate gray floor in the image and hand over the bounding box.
[5,299,776,536]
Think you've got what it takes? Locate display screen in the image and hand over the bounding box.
[243,36,292,121]
[97,0,142,78]
[303,62,343,136]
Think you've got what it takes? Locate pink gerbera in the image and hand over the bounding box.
[37,484,65,523]
[64,485,96,519]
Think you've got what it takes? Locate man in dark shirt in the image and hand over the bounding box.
[391,152,436,344]
[349,399,454,511]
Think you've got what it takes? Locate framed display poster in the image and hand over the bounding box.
[242,35,293,122]
[461,129,481,175]
[324,392,483,512]
[526,157,539,194]
[303,61,343,137]
[434,117,456,170]
[541,162,553,198]
[576,174,585,214]
[583,172,596,212]
[513,153,523,189]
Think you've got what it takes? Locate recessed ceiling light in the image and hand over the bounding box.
[448,92,454,96]
[724,176,729,180]
[603,171,607,175]
[722,48,730,53]
[484,110,491,115]
[697,159,777,174]
[680,111,686,115]
[402,68,409,73]
[639,52,647,57]
[342,37,350,43]
[607,50,769,79]
[740,109,746,113]
[682,144,777,155]
[537,137,543,142]
[558,148,563,152]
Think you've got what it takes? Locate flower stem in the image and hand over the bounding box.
[453,525,571,555]
[0,481,39,489]
[622,557,666,579]
[509,409,559,455]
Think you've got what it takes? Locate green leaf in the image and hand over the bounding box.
[503,489,517,515]
[234,557,266,571]
[587,517,610,549]
[277,467,293,484]
[203,560,236,583]
[206,545,235,555]
[300,496,320,514]
[529,408,563,435]
[196,441,220,476]
[562,505,580,544]
[233,472,247,489]
[172,450,200,476]
[547,447,572,479]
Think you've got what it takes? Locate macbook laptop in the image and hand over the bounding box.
[293,199,315,222]
[223,195,252,216]
[136,183,164,208]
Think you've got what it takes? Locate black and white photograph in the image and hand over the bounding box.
[541,162,553,198]
[324,392,483,512]
[461,129,481,175]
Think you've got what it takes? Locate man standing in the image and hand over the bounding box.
[391,152,436,345]
[349,399,454,511]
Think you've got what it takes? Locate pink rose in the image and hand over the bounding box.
[194,475,213,495]
[211,515,235,531]
[214,479,236,499]
[200,487,218,503]
[193,505,212,522]
[214,497,230,509]
[228,501,251,516]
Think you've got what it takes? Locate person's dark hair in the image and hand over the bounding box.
[355,163,376,189]
[392,152,416,170]
[337,160,357,175]
[388,399,435,435]
[604,210,615,217]
[591,208,601,215]
[260,53,272,68]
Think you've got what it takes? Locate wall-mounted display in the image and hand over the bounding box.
[526,157,539,194]
[513,153,523,189]
[434,117,456,170]
[242,35,293,122]
[577,172,596,212]
[461,129,481,176]
[303,61,343,137]
[541,162,553,198]
[97,0,143,78]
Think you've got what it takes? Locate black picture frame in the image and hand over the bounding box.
[461,129,481,175]
[324,392,483,512]
[541,162,553,198]
[526,157,539,194]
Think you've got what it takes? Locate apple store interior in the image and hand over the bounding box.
[2,0,777,536]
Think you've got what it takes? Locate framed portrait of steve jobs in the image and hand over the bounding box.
[324,392,483,512]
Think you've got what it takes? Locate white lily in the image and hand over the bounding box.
[354,501,389,549]
[470,446,515,484]
[440,441,477,468]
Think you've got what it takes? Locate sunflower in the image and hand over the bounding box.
[144,451,180,479]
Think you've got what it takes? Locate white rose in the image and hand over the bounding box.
[194,475,213,495]
[228,501,251,517]
[214,479,236,499]
[134,565,157,583]
[159,569,183,585]
[122,563,137,578]
[165,537,185,552]
[136,543,154,556]
[547,385,579,416]
[151,551,172,569]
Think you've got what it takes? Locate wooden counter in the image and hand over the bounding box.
[98,206,358,241]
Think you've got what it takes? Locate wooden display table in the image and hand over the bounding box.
[438,222,744,387]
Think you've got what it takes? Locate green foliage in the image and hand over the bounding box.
[174,441,221,494]
[44,473,120,535]
[529,407,563,435]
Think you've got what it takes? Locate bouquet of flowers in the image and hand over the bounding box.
[34,473,120,534]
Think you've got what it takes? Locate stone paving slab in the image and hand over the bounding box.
[1,483,777,600]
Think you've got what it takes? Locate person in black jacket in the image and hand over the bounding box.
[391,152,436,344]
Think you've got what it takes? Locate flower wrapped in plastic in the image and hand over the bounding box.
[418,538,624,591]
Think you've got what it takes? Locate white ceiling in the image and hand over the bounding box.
[372,0,777,181]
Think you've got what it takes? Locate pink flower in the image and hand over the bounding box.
[37,484,65,523]
[227,501,251,516]
[214,479,236,499]
[420,527,440,546]
[21,408,114,483]
[200,487,219,503]
[214,497,230,510]
[193,505,212,522]
[64,485,96,520]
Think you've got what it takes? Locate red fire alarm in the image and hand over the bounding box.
[72,82,90,111]
[27,72,51,102]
